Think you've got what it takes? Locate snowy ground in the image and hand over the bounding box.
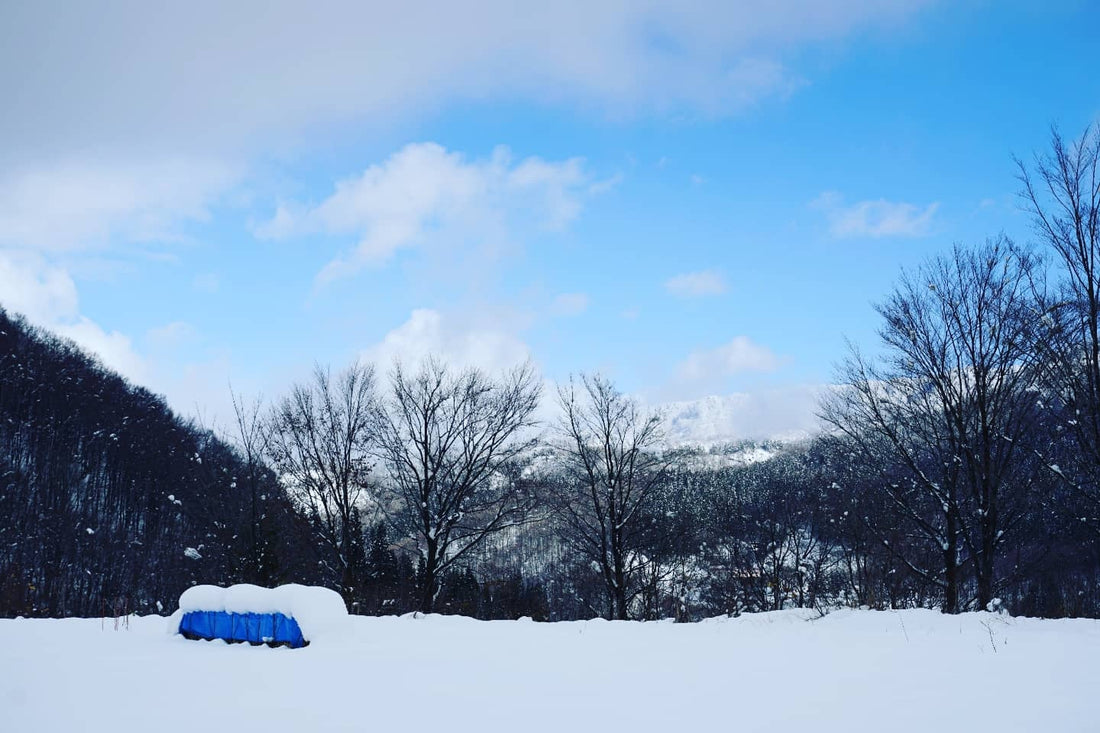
[1,609,1097,732]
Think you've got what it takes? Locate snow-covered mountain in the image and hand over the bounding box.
[659,388,823,448]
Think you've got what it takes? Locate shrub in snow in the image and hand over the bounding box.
[169,584,348,648]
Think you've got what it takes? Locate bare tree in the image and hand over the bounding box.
[1018,125,1100,532]
[227,385,276,583]
[375,359,541,614]
[552,374,669,620]
[822,239,1042,611]
[266,363,377,596]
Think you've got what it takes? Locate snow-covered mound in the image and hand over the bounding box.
[3,610,1098,732]
[171,583,348,641]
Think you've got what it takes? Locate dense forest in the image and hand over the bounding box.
[2,127,1098,622]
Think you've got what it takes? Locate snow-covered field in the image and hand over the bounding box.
[1,609,1097,732]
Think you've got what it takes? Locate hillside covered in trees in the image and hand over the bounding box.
[0,308,332,617]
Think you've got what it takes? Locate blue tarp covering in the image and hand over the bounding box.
[178,610,308,648]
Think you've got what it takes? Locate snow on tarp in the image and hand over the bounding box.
[169,584,348,648]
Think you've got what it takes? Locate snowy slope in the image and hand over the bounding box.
[2,609,1098,732]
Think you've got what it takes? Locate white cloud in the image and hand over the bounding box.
[146,321,196,350]
[361,308,532,375]
[665,270,728,297]
[677,336,782,382]
[587,174,624,196]
[660,385,825,443]
[0,250,148,383]
[812,191,939,238]
[0,250,79,323]
[653,337,817,442]
[53,318,147,383]
[666,336,786,400]
[0,3,933,164]
[724,57,805,107]
[550,293,590,317]
[0,158,239,252]
[257,143,590,283]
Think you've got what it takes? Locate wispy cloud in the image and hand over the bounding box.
[146,321,196,350]
[665,269,728,297]
[664,335,787,401]
[0,3,933,165]
[812,191,938,238]
[0,158,239,252]
[256,143,592,284]
[550,292,590,317]
[677,336,782,382]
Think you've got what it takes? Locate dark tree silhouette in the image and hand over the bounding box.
[552,374,669,620]
[375,359,540,613]
[0,307,319,618]
[822,239,1042,611]
[1018,126,1100,535]
[266,363,378,597]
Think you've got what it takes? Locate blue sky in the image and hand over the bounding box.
[1,0,1097,435]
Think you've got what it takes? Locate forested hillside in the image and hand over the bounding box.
[0,309,322,616]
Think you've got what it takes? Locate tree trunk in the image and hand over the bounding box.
[943,512,959,614]
[977,506,998,610]
[614,585,628,620]
[419,541,438,614]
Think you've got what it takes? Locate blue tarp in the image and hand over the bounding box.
[178,610,308,648]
